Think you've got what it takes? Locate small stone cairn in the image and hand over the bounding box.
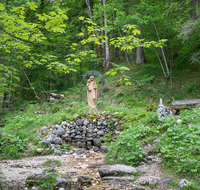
[40,113,120,154]
[157,98,172,119]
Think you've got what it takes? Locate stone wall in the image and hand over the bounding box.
[40,114,121,154]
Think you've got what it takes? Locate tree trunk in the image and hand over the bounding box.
[72,72,76,86]
[100,1,106,68]
[85,0,101,67]
[0,80,4,112]
[190,0,197,20]
[57,72,59,86]
[113,10,119,62]
[103,0,110,69]
[136,47,145,64]
[80,61,83,81]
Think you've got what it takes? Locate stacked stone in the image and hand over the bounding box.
[41,116,119,154]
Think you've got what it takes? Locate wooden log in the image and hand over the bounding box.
[172,99,200,105]
[43,91,64,99]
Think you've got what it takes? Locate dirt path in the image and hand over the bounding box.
[0,147,173,190]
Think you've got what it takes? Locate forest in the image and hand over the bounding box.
[0,0,200,189]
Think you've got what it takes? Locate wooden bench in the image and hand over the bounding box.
[170,98,200,114]
[172,98,200,106]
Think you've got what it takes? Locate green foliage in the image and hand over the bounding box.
[0,98,91,159]
[58,144,68,152]
[42,159,62,167]
[0,133,27,159]
[26,171,58,190]
[105,110,160,165]
[185,82,197,93]
[156,106,200,179]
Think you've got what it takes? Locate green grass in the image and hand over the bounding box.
[42,159,62,167]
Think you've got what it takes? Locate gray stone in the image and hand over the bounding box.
[158,106,172,119]
[74,135,82,139]
[76,131,81,135]
[87,141,92,150]
[82,125,87,130]
[93,139,101,147]
[54,137,63,145]
[77,142,85,148]
[88,128,93,133]
[178,179,190,190]
[52,127,65,136]
[53,124,60,129]
[101,145,108,153]
[71,133,76,138]
[88,123,94,129]
[71,129,76,133]
[87,138,93,141]
[36,148,43,153]
[78,175,92,185]
[162,178,172,186]
[140,178,157,186]
[114,130,120,134]
[92,133,97,138]
[54,148,62,156]
[97,130,104,136]
[64,137,72,142]
[96,135,100,139]
[61,121,68,126]
[102,176,135,181]
[86,133,92,138]
[51,134,58,139]
[83,119,89,126]
[97,126,102,129]
[102,121,107,126]
[32,186,38,190]
[54,177,71,189]
[93,146,99,152]
[41,126,48,132]
[132,185,146,190]
[62,134,69,139]
[146,156,155,160]
[41,140,50,147]
[46,137,54,143]
[97,119,102,126]
[94,128,98,132]
[98,164,138,177]
[76,119,83,126]
[114,122,118,127]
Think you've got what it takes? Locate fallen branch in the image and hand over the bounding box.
[43,91,64,100]
[135,80,142,87]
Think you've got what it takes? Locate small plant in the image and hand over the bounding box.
[39,173,57,190]
[100,131,115,146]
[61,173,68,178]
[58,144,68,152]
[0,171,3,189]
[42,159,62,167]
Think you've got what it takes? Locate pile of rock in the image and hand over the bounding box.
[157,98,172,119]
[40,115,120,155]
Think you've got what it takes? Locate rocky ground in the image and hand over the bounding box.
[0,145,175,190]
[0,113,190,190]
